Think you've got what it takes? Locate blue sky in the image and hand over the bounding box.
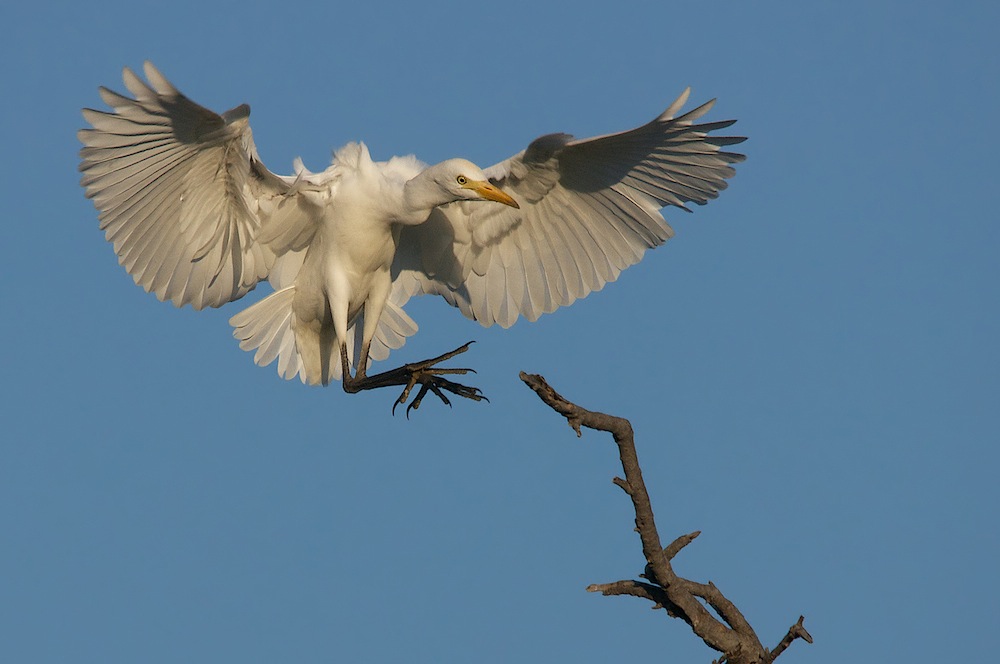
[2,1,998,662]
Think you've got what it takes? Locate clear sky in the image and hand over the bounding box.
[2,1,997,662]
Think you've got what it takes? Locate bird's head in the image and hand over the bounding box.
[425,158,520,209]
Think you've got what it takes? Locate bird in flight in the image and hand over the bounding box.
[79,62,745,414]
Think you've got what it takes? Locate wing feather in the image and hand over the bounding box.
[513,226,546,320]
[79,61,305,309]
[539,196,584,304]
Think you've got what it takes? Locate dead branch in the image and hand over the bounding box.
[519,371,811,664]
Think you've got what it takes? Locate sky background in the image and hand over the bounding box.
[2,1,998,662]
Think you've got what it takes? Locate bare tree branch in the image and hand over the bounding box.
[519,371,810,664]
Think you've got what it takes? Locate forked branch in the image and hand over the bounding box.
[519,371,811,664]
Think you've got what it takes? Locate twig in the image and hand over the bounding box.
[769,616,813,661]
[664,531,701,561]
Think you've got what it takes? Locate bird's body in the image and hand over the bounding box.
[292,146,404,384]
[280,147,426,384]
[80,62,745,408]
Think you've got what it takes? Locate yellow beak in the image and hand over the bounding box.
[466,180,520,209]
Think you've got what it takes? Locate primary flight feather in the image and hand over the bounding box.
[79,62,745,407]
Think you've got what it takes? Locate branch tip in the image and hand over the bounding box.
[664,530,702,560]
[769,615,813,661]
[612,476,633,495]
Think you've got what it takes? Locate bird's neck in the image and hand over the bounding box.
[399,172,449,225]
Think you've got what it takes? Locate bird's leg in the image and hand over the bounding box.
[339,341,486,416]
[353,339,372,381]
[339,341,369,394]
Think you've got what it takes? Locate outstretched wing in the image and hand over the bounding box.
[393,89,746,328]
[79,62,306,310]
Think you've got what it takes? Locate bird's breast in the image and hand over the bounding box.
[317,208,396,280]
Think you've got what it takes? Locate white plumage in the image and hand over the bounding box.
[80,62,744,402]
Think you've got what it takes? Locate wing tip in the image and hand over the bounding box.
[222,103,251,123]
[658,87,692,121]
[142,61,179,97]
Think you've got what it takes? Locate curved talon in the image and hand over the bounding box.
[391,391,408,416]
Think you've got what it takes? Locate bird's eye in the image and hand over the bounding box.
[456,175,468,185]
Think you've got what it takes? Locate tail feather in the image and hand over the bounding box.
[229,284,419,385]
[230,286,305,382]
[368,296,418,362]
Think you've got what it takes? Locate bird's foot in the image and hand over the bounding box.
[391,342,487,417]
[342,342,486,417]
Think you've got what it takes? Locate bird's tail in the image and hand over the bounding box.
[229,285,418,386]
[230,286,307,382]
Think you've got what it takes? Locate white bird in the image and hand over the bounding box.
[79,62,745,412]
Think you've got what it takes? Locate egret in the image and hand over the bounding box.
[79,62,745,413]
